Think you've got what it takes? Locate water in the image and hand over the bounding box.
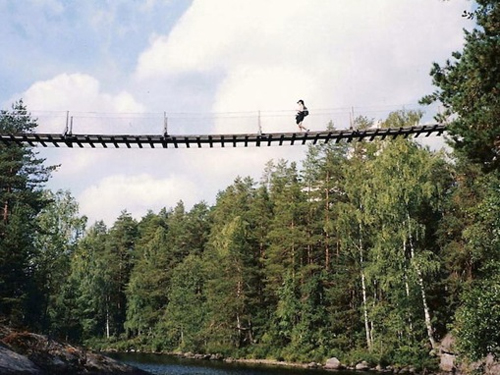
[110,353,367,375]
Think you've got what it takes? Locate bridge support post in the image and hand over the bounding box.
[63,111,69,136]
[163,112,168,137]
[258,110,262,135]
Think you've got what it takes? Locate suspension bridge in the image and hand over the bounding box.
[0,124,445,148]
[0,106,447,148]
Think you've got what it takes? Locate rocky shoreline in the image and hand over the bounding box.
[116,335,500,375]
[165,351,414,373]
[3,326,500,375]
[0,326,148,375]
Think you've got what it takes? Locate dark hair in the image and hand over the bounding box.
[297,100,304,104]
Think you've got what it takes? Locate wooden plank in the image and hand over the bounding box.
[26,134,36,147]
[427,124,438,137]
[336,131,344,143]
[324,131,332,144]
[10,134,23,146]
[0,124,447,148]
[369,128,380,141]
[279,134,284,146]
[380,128,389,140]
[313,132,320,144]
[47,134,60,147]
[358,129,367,141]
[392,128,402,139]
[301,132,308,145]
[85,135,96,148]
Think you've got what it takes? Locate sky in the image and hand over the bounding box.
[0,0,475,226]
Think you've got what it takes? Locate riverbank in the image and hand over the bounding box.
[0,325,148,375]
[106,341,500,375]
[3,325,500,375]
[164,351,406,373]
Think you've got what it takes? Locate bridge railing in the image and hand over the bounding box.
[4,104,440,136]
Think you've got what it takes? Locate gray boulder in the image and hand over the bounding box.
[355,360,370,370]
[439,333,456,373]
[325,357,342,369]
[440,353,455,373]
[0,344,43,375]
[1,327,148,375]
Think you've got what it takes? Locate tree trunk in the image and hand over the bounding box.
[403,239,414,334]
[325,171,330,270]
[407,216,436,349]
[359,223,372,350]
[106,296,111,339]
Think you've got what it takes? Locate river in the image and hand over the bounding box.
[110,353,370,375]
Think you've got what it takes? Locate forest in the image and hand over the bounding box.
[1,1,500,372]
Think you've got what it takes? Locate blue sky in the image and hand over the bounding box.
[1,0,474,225]
[0,1,190,96]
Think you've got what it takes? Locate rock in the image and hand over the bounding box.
[355,360,370,370]
[439,333,456,354]
[375,364,386,372]
[483,353,500,375]
[0,327,148,375]
[440,353,455,372]
[439,333,457,373]
[325,357,342,369]
[0,344,43,375]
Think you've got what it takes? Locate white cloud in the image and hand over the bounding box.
[19,73,146,133]
[5,0,472,226]
[78,173,199,225]
[132,0,471,195]
[136,0,472,120]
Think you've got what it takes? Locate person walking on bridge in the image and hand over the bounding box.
[296,100,309,132]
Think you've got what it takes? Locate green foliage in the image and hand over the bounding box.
[0,101,56,327]
[34,189,86,336]
[421,0,500,171]
[5,102,500,369]
[161,254,207,352]
[451,176,500,360]
[453,267,500,361]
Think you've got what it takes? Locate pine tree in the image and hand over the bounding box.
[162,254,207,351]
[103,211,138,338]
[34,189,86,334]
[70,221,109,340]
[0,101,56,326]
[421,1,500,170]
[202,177,263,349]
[125,222,170,339]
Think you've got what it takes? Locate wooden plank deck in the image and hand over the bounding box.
[0,124,446,149]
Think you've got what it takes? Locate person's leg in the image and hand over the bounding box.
[296,113,306,131]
